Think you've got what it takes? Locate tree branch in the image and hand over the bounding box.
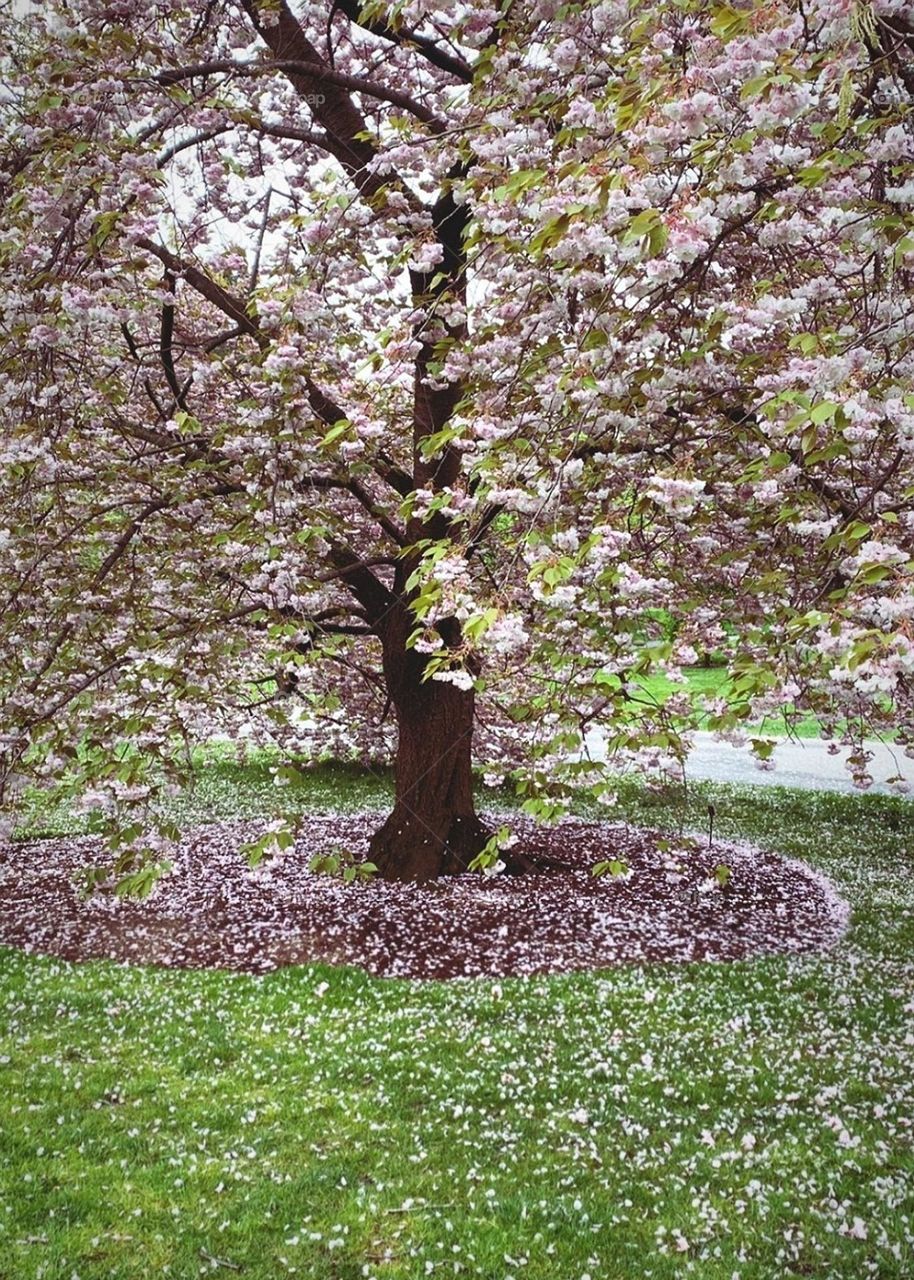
[237,0,436,212]
[373,452,414,497]
[156,125,234,168]
[136,237,263,343]
[464,502,505,558]
[158,270,188,409]
[330,0,473,83]
[347,477,407,545]
[154,58,445,131]
[91,499,171,588]
[135,237,348,427]
[314,554,398,582]
[239,117,344,159]
[326,541,396,624]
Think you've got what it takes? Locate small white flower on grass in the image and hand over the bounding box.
[841,1217,868,1240]
[741,1133,756,1151]
[672,1231,690,1252]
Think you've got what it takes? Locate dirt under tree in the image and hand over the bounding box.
[0,814,849,979]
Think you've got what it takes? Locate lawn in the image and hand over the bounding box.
[1,763,912,1279]
[637,667,851,740]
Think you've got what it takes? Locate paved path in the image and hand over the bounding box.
[581,730,914,797]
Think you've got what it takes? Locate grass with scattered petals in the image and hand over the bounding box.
[1,767,912,1278]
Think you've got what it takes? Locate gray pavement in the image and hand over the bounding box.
[581,730,914,797]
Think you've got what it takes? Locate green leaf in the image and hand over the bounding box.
[849,636,879,669]
[788,332,819,355]
[494,168,548,202]
[710,5,750,39]
[843,520,871,544]
[173,410,201,435]
[893,236,914,265]
[530,213,570,255]
[647,221,668,257]
[114,862,169,900]
[798,164,828,188]
[809,401,839,425]
[90,210,122,252]
[740,73,772,100]
[321,419,351,449]
[856,563,892,585]
[593,858,628,878]
[622,208,662,244]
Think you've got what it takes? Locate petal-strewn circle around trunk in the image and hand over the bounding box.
[0,815,849,980]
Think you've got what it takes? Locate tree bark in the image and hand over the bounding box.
[369,627,490,882]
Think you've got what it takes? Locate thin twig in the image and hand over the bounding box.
[199,1248,242,1271]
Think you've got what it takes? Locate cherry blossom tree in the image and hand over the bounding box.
[0,0,912,883]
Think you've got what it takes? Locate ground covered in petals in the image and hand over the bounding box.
[1,767,912,1279]
[0,815,848,978]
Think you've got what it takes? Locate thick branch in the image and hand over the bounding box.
[785,446,856,520]
[409,179,471,522]
[347,478,407,545]
[314,555,397,582]
[240,117,349,164]
[91,498,171,587]
[373,452,414,497]
[158,271,187,409]
[237,0,433,211]
[155,57,445,131]
[465,502,505,558]
[135,237,347,427]
[326,541,396,625]
[136,237,263,343]
[331,0,474,83]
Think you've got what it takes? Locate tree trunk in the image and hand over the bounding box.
[369,639,491,883]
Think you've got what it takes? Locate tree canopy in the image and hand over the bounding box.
[0,0,912,880]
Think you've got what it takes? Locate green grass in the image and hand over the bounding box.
[638,667,863,739]
[1,764,913,1278]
